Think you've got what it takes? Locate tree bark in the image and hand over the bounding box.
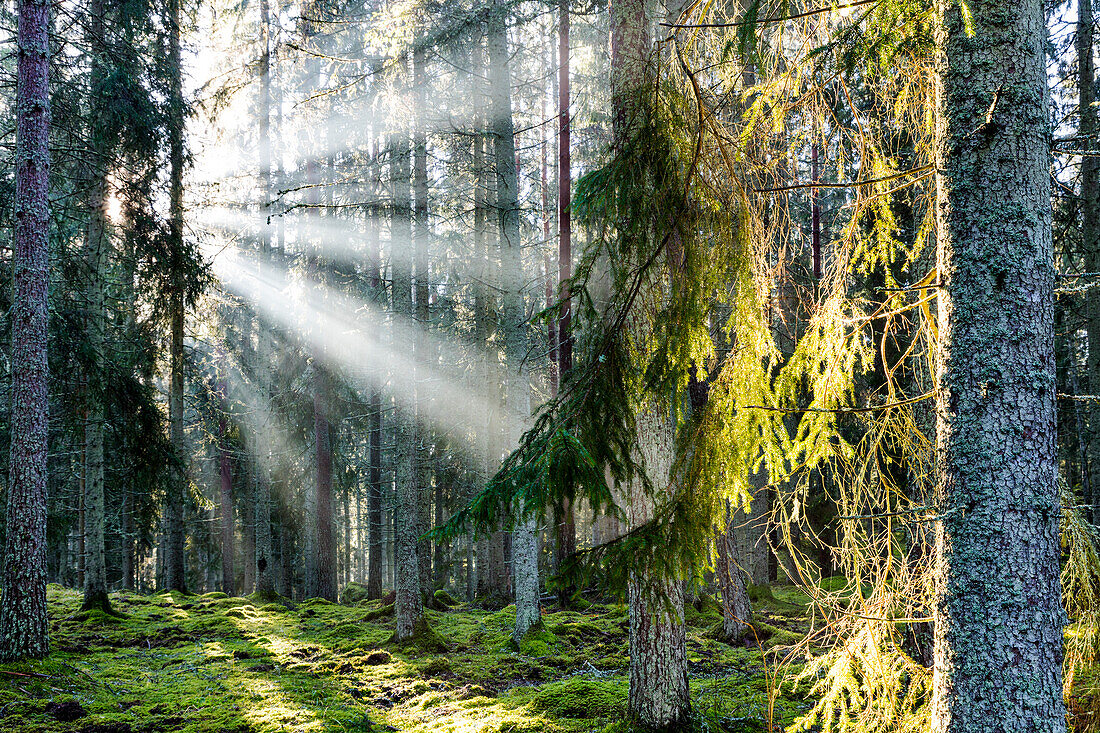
[717,501,752,642]
[554,0,577,606]
[251,0,276,601]
[609,0,689,723]
[0,0,51,661]
[367,140,385,599]
[931,0,1065,729]
[218,376,234,595]
[412,44,433,600]
[392,116,424,639]
[488,4,541,640]
[313,374,337,601]
[1081,0,1100,526]
[164,0,188,594]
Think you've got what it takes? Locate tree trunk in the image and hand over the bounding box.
[218,383,234,595]
[1081,0,1100,526]
[488,4,541,641]
[251,0,276,601]
[717,501,752,642]
[392,115,424,638]
[626,410,689,729]
[554,0,577,606]
[0,0,51,661]
[931,0,1065,729]
[164,0,188,594]
[314,375,337,601]
[412,44,433,600]
[609,0,689,723]
[367,177,385,596]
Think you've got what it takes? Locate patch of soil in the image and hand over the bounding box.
[47,701,87,722]
[363,650,392,665]
[246,664,274,673]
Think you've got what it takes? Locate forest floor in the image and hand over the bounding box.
[0,584,817,732]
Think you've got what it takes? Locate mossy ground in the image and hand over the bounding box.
[0,584,818,732]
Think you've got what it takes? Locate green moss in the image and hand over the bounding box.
[532,677,628,718]
[340,582,370,605]
[364,603,394,621]
[516,622,558,657]
[391,617,449,653]
[434,589,459,607]
[417,656,452,676]
[0,586,816,733]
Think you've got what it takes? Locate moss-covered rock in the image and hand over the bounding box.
[532,677,628,718]
[340,582,370,605]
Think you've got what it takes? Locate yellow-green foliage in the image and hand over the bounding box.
[0,586,818,732]
[1062,487,1100,733]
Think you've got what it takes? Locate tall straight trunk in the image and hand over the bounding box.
[314,373,336,600]
[488,4,541,641]
[931,0,1064,729]
[81,0,111,614]
[610,0,688,724]
[412,45,433,599]
[218,385,234,595]
[1081,0,1100,525]
[278,506,294,598]
[121,487,134,590]
[810,142,821,280]
[554,0,577,603]
[472,58,494,601]
[393,118,424,638]
[367,140,385,598]
[164,0,188,593]
[626,409,689,729]
[252,0,276,599]
[0,0,51,661]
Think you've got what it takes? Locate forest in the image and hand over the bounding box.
[0,0,1098,730]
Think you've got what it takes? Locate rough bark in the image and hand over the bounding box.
[392,117,424,639]
[412,44,433,600]
[1081,0,1100,525]
[367,145,385,598]
[252,0,276,601]
[218,379,234,595]
[610,0,689,723]
[314,373,337,601]
[931,0,1065,729]
[554,0,577,605]
[626,408,689,729]
[0,0,51,661]
[717,502,752,642]
[164,0,188,594]
[488,5,541,638]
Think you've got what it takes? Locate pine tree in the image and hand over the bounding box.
[164,0,189,593]
[0,0,51,662]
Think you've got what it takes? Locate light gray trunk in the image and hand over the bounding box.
[488,5,541,639]
[931,0,1065,729]
[717,501,752,642]
[392,121,424,638]
[625,407,688,728]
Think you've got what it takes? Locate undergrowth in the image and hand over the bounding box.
[0,584,851,732]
